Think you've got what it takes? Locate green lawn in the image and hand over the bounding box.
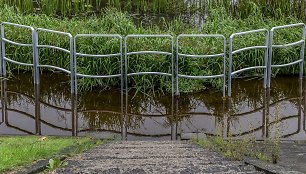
[0,136,96,172]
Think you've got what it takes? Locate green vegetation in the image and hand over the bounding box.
[0,0,202,16]
[195,136,277,162]
[0,1,304,93]
[0,136,96,172]
[1,0,305,21]
[194,101,284,164]
[212,0,306,21]
[47,157,68,170]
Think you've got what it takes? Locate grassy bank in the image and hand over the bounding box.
[0,4,303,93]
[0,136,97,172]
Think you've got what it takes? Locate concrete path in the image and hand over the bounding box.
[56,141,263,174]
[278,142,306,173]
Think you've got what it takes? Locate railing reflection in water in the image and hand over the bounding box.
[0,74,306,140]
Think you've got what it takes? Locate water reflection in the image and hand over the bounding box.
[0,72,305,141]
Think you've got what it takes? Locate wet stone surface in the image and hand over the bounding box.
[56,141,263,174]
[278,142,306,173]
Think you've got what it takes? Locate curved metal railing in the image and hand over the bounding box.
[74,34,123,95]
[228,29,269,97]
[0,22,305,97]
[36,28,75,93]
[268,23,306,88]
[124,34,174,96]
[0,22,38,83]
[176,34,226,97]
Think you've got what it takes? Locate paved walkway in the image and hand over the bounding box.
[278,142,306,173]
[56,141,263,174]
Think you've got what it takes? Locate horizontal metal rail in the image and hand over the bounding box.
[75,73,121,79]
[126,51,172,56]
[268,23,306,88]
[3,57,34,66]
[2,38,33,47]
[178,74,224,79]
[178,53,225,58]
[272,40,304,48]
[127,72,172,77]
[37,45,70,53]
[176,34,226,97]
[76,53,121,58]
[232,46,266,54]
[228,29,269,97]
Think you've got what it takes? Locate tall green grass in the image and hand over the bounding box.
[0,0,202,16]
[0,4,303,93]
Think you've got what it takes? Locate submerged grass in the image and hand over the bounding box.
[0,3,304,93]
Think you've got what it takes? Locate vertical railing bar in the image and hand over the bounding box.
[171,36,174,97]
[264,31,269,89]
[176,36,180,96]
[268,30,273,88]
[300,25,306,80]
[0,25,2,76]
[1,24,6,77]
[228,36,233,97]
[223,37,227,98]
[73,37,78,95]
[69,34,75,95]
[33,28,39,85]
[124,36,128,141]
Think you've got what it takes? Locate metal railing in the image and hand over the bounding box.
[1,22,306,98]
[36,28,75,93]
[124,34,174,140]
[176,34,226,97]
[268,23,306,87]
[74,34,123,95]
[228,29,269,97]
[124,34,174,96]
[1,22,37,82]
[74,34,123,137]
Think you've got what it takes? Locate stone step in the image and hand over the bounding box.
[55,141,263,174]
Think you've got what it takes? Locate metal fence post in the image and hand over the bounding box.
[228,36,233,97]
[1,23,6,77]
[33,29,40,85]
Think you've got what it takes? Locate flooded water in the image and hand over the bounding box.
[0,72,305,141]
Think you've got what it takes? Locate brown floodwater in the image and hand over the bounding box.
[0,72,305,141]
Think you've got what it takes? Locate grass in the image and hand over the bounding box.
[0,3,304,94]
[0,0,202,16]
[0,136,98,172]
[195,136,272,162]
[1,0,305,21]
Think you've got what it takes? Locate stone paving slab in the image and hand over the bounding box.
[56,141,263,174]
[278,142,306,173]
